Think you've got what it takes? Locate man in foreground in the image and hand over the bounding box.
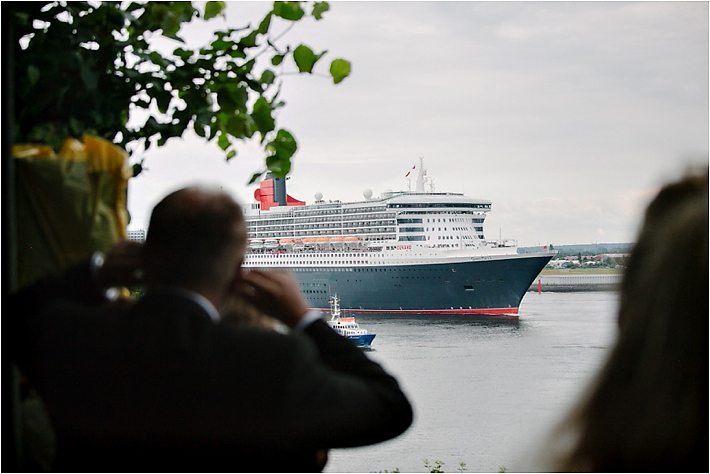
[11,186,413,472]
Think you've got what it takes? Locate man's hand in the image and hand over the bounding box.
[234,270,309,328]
[96,241,144,289]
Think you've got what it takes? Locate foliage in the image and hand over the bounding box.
[380,459,470,472]
[423,458,445,473]
[498,466,508,473]
[11,1,350,181]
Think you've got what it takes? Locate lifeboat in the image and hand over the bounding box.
[249,239,264,249]
[302,237,318,247]
[279,238,295,246]
[264,239,278,249]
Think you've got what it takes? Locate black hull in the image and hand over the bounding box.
[285,254,552,316]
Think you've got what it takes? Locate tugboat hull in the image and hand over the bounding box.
[348,334,376,347]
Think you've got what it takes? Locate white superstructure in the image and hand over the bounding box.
[243,160,518,269]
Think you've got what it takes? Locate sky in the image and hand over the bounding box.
[126,1,709,246]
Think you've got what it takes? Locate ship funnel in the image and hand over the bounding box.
[254,173,305,210]
[269,173,287,206]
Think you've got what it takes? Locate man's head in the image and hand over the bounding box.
[143,186,246,300]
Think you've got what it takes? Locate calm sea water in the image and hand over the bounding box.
[325,291,619,473]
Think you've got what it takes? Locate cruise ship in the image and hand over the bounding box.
[243,160,553,317]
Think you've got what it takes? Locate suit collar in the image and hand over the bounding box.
[142,287,220,323]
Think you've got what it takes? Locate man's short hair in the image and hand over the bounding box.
[143,187,246,290]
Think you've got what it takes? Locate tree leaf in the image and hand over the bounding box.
[260,69,276,85]
[312,1,329,20]
[257,12,272,34]
[267,128,297,161]
[161,13,182,39]
[266,154,291,177]
[271,53,285,66]
[226,149,237,160]
[329,58,351,84]
[211,37,234,51]
[251,97,275,136]
[204,1,226,20]
[272,2,304,21]
[238,31,258,49]
[173,47,192,60]
[293,44,320,73]
[217,132,230,150]
[248,171,265,185]
[225,112,255,139]
[194,123,207,138]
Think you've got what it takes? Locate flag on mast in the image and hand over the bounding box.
[404,165,416,177]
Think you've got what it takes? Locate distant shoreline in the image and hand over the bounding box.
[529,269,623,292]
[540,268,623,276]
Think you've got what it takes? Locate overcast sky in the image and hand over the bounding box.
[127,1,708,246]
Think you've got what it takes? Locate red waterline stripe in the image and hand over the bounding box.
[311,307,519,316]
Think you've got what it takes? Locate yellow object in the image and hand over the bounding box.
[13,135,130,288]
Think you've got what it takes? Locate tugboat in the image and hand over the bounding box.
[327,295,376,348]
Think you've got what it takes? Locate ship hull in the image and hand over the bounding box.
[290,254,552,317]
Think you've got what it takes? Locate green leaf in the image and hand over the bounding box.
[204,1,226,20]
[226,84,248,112]
[161,13,182,39]
[271,54,285,66]
[266,154,291,178]
[267,128,297,161]
[226,149,236,160]
[248,171,265,185]
[312,1,329,20]
[225,112,255,139]
[293,44,322,73]
[251,97,275,136]
[329,58,351,84]
[173,47,192,60]
[27,65,40,85]
[228,49,247,59]
[272,2,304,21]
[238,31,258,49]
[217,132,230,150]
[217,86,238,114]
[211,37,234,51]
[257,12,272,34]
[260,69,276,85]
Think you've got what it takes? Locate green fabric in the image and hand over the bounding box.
[15,157,123,289]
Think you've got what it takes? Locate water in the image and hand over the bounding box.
[325,291,619,473]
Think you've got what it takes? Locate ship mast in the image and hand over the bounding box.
[416,157,425,193]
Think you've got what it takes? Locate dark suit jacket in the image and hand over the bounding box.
[10,264,413,472]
